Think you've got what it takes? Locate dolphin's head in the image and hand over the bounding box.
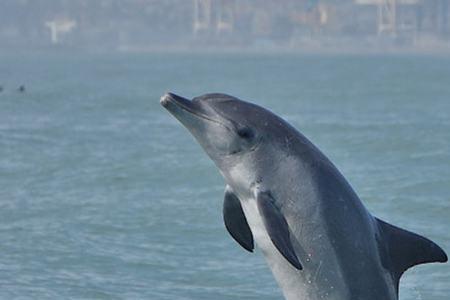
[161,93,285,166]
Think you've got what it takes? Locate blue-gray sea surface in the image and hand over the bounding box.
[0,52,449,299]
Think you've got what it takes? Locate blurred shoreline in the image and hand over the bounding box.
[3,40,450,56]
[1,1,450,56]
[114,38,450,55]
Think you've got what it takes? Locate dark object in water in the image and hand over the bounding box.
[18,85,26,93]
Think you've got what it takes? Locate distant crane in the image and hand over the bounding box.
[378,0,397,35]
[193,0,212,34]
[193,0,235,35]
[216,0,235,34]
[355,0,419,36]
[45,18,77,44]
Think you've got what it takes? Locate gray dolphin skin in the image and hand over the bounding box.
[160,92,447,300]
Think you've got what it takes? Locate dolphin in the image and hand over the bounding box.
[160,92,447,300]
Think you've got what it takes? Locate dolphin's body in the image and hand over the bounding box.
[160,93,447,300]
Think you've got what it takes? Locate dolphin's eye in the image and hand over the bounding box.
[237,127,254,139]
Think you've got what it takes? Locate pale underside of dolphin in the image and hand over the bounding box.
[161,92,447,300]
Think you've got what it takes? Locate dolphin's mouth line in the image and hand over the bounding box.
[165,95,233,131]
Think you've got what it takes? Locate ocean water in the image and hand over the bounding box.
[0,52,449,299]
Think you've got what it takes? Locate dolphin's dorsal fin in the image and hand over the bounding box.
[376,218,447,289]
[223,186,254,252]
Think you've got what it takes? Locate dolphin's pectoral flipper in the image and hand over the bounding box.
[257,192,303,270]
[223,186,254,252]
[376,218,448,289]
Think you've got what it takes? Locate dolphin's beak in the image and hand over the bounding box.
[160,92,193,111]
[160,92,210,121]
[160,92,228,131]
[160,92,206,130]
